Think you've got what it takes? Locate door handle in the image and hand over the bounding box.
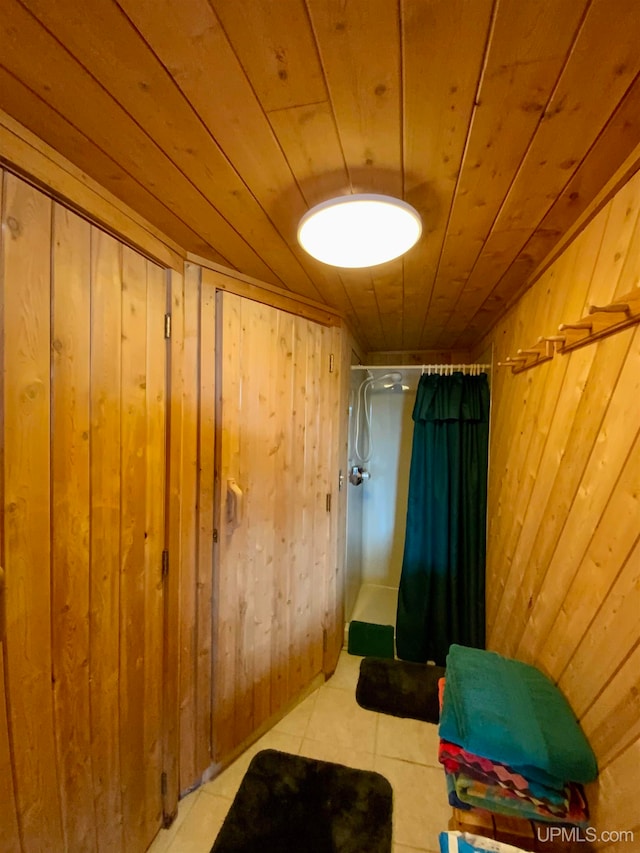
[226,479,243,530]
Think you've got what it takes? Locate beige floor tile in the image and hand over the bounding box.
[166,790,231,853]
[272,688,319,737]
[377,715,441,767]
[299,736,376,771]
[146,788,200,853]
[202,729,302,800]
[305,684,378,753]
[325,650,364,691]
[374,755,451,851]
[149,664,452,853]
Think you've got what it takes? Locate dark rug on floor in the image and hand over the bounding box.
[347,620,395,658]
[210,749,393,853]
[355,656,445,723]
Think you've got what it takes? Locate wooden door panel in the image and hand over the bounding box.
[1,173,65,851]
[51,205,96,851]
[213,292,340,763]
[0,650,21,853]
[0,172,168,852]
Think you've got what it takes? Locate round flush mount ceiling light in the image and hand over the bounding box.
[297,193,422,268]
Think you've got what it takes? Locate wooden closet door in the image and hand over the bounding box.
[0,172,168,852]
[0,647,21,853]
[213,291,339,762]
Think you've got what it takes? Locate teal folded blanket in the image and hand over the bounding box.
[439,645,597,785]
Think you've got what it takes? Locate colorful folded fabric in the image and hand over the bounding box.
[439,739,567,804]
[439,645,598,785]
[439,831,529,853]
[446,769,589,826]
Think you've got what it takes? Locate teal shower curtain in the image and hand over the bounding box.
[395,372,490,666]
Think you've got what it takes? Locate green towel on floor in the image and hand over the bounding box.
[348,621,395,658]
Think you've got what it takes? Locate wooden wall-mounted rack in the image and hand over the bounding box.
[498,286,640,374]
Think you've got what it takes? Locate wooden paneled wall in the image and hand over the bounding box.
[163,263,217,795]
[0,170,169,852]
[477,169,640,849]
[169,266,345,791]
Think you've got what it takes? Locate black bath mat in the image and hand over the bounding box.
[211,749,393,852]
[348,620,395,658]
[355,656,445,723]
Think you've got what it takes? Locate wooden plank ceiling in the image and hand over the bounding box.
[1,0,640,351]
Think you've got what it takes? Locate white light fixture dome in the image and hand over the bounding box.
[297,193,422,268]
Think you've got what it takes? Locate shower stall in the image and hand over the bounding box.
[345,365,417,645]
[344,362,492,653]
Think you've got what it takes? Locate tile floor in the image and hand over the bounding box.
[148,651,450,853]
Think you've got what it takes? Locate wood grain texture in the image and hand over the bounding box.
[449,0,640,347]
[51,205,97,852]
[178,264,202,787]
[23,0,321,302]
[0,650,21,853]
[142,261,167,842]
[211,287,343,766]
[1,172,171,852]
[477,167,640,849]
[0,0,274,282]
[430,0,587,346]
[2,2,640,349]
[1,174,64,851]
[89,229,125,852]
[402,0,494,348]
[119,246,149,851]
[163,267,185,818]
[196,271,216,774]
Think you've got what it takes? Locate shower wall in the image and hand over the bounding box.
[345,370,417,624]
[361,387,414,587]
[345,368,364,620]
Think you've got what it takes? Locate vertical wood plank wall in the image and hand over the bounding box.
[0,170,168,853]
[477,169,640,848]
[175,276,344,782]
[172,263,216,791]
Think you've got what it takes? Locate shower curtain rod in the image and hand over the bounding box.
[351,363,491,373]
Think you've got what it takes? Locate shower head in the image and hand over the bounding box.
[365,371,402,385]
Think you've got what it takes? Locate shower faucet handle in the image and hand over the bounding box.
[349,465,370,486]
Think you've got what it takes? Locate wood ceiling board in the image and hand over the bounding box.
[307,0,402,197]
[20,0,324,302]
[0,0,280,285]
[456,175,640,348]
[1,1,638,350]
[0,67,219,263]
[338,268,387,352]
[370,258,405,350]
[267,101,349,209]
[429,227,533,347]
[117,0,307,222]
[492,0,640,237]
[426,0,588,342]
[401,240,446,349]
[401,0,494,350]
[210,0,327,112]
[529,74,640,266]
[266,101,358,322]
[450,82,640,347]
[441,0,640,348]
[117,0,337,306]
